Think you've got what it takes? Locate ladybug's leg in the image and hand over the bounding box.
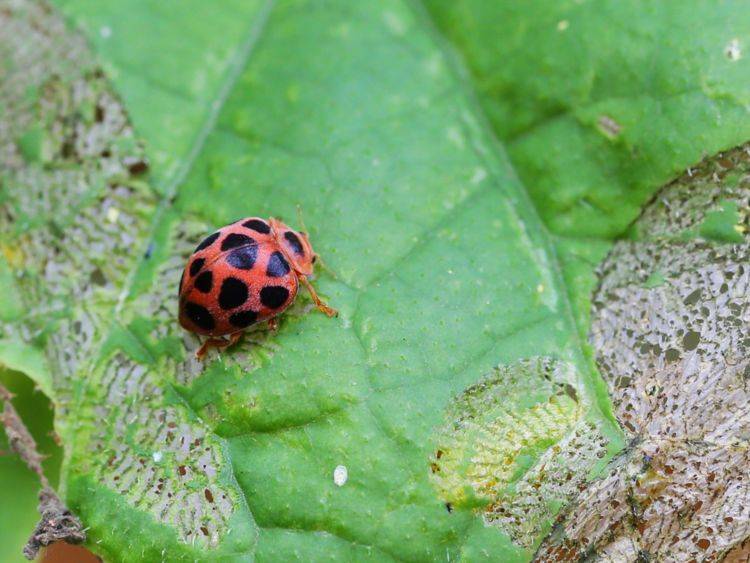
[227,331,243,347]
[195,332,244,360]
[267,317,279,333]
[299,275,338,317]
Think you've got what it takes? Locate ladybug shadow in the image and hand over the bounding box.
[190,298,318,363]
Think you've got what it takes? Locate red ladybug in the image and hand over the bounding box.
[178,217,337,358]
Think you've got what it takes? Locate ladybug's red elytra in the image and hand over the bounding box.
[178,217,337,358]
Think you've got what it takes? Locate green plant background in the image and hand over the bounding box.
[1,0,749,561]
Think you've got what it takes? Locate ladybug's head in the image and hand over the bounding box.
[269,218,317,276]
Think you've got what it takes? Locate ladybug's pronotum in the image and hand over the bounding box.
[178,217,337,358]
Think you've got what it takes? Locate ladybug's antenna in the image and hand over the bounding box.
[314,253,338,280]
[296,204,338,280]
[295,204,308,233]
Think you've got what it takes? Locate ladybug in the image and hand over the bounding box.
[178,217,337,358]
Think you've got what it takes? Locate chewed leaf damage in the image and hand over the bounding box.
[429,357,609,547]
[537,145,750,559]
[0,0,253,556]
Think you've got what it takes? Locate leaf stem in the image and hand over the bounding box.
[0,383,86,559]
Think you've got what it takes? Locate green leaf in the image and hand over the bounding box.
[424,0,750,330]
[2,0,749,561]
[697,199,745,243]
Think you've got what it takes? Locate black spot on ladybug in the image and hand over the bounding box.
[242,219,271,234]
[184,302,215,330]
[194,270,213,293]
[266,251,290,277]
[229,309,258,328]
[284,231,304,255]
[189,257,205,277]
[195,232,220,252]
[260,285,289,309]
[226,245,258,270]
[221,233,255,251]
[219,277,249,309]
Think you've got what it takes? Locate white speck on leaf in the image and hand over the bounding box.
[446,126,465,149]
[334,465,348,486]
[383,11,406,36]
[471,167,487,184]
[425,54,443,77]
[152,451,163,463]
[99,26,111,38]
[725,38,741,61]
[557,20,569,31]
[597,115,622,139]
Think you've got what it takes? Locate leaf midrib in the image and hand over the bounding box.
[409,0,602,389]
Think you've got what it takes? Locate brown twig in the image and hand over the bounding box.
[23,487,87,560]
[0,382,86,559]
[0,384,48,487]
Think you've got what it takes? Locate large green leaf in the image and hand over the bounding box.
[424,0,750,330]
[1,0,749,560]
